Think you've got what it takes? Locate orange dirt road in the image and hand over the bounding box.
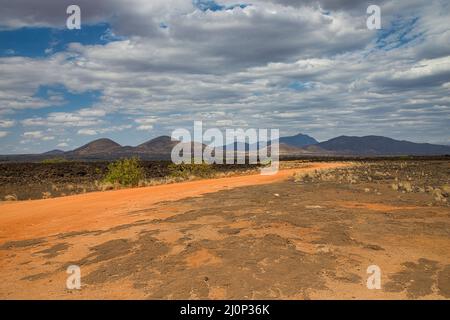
[0,162,349,243]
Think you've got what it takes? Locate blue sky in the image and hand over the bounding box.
[0,0,449,154]
[0,23,120,58]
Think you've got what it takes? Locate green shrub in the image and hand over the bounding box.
[167,163,190,179]
[103,157,144,186]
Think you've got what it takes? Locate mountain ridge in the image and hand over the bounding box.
[1,133,449,161]
[279,133,318,147]
[314,135,450,155]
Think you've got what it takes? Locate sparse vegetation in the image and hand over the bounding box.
[103,157,144,187]
[168,162,215,179]
[292,160,449,205]
[2,159,447,202]
[293,171,316,183]
[0,161,259,200]
[41,158,68,164]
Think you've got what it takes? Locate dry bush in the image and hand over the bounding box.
[4,194,17,201]
[168,162,215,179]
[41,158,69,164]
[100,182,116,191]
[433,189,448,203]
[442,185,450,194]
[391,181,413,193]
[293,172,314,183]
[42,191,52,199]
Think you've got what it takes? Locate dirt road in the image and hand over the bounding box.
[0,162,345,242]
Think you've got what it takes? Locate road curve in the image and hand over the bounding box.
[0,162,349,242]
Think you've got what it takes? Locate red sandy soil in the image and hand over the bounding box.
[0,162,346,242]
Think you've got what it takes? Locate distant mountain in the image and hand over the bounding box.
[71,138,121,156]
[62,136,179,160]
[280,133,318,147]
[136,136,178,154]
[314,135,450,155]
[223,133,318,150]
[221,141,303,155]
[62,136,204,160]
[278,143,309,155]
[223,142,252,152]
[42,149,65,156]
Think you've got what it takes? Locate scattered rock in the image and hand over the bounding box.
[364,244,384,251]
[316,245,331,253]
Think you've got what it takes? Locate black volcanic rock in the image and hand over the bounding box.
[316,135,450,155]
[280,133,318,147]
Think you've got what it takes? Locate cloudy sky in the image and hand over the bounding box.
[0,0,449,153]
